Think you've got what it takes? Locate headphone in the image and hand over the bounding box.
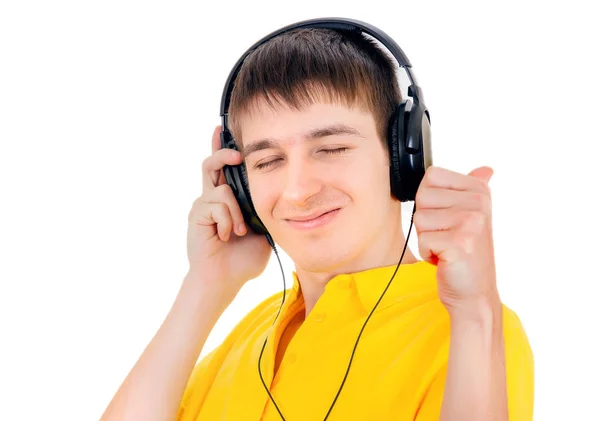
[218,17,433,420]
[219,17,432,245]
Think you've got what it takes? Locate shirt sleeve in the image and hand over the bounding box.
[175,291,285,421]
[175,341,230,421]
[415,306,535,421]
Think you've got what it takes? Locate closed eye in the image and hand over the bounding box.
[320,147,349,155]
[254,148,350,170]
[255,158,281,170]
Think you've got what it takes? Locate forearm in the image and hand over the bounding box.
[440,295,508,421]
[100,273,228,421]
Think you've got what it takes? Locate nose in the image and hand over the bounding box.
[280,154,323,206]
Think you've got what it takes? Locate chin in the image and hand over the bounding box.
[285,237,359,273]
[270,210,376,271]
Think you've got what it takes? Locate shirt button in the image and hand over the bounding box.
[314,312,327,323]
[288,353,296,363]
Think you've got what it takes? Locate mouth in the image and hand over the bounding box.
[285,208,341,230]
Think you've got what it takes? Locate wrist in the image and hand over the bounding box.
[446,291,502,324]
[180,271,235,315]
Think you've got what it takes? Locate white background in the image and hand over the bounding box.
[1,1,598,420]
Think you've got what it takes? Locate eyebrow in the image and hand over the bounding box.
[240,123,364,159]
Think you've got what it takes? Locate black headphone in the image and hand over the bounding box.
[219,17,433,243]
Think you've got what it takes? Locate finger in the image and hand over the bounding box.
[414,209,489,238]
[201,148,243,192]
[206,184,247,236]
[199,201,233,241]
[467,166,494,184]
[413,208,460,233]
[422,166,491,194]
[211,125,222,154]
[415,187,490,211]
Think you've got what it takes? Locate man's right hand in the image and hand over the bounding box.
[186,125,272,302]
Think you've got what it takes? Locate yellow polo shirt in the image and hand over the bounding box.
[176,261,534,420]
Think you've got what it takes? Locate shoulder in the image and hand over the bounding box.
[501,303,534,362]
[221,288,288,343]
[377,296,533,363]
[184,289,287,381]
[177,290,287,420]
[501,304,529,335]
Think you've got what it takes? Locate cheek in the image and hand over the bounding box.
[247,177,279,218]
[348,160,386,190]
[352,165,392,209]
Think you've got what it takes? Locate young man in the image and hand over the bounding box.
[100,24,534,421]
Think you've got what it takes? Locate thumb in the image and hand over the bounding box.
[468,166,494,184]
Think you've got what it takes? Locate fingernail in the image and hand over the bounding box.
[238,223,246,234]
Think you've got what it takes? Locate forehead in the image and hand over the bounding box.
[237,98,377,147]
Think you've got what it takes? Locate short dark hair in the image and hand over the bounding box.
[227,27,402,149]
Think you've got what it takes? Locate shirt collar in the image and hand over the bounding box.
[290,260,438,312]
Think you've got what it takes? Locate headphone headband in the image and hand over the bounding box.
[219,17,419,117]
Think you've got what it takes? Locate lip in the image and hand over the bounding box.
[285,208,341,230]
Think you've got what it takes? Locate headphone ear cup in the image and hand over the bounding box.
[388,102,408,201]
[223,159,269,236]
[238,160,250,194]
[388,98,430,202]
[220,129,269,235]
[402,103,429,201]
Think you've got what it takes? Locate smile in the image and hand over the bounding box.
[285,208,341,230]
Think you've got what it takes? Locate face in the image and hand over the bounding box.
[239,99,400,273]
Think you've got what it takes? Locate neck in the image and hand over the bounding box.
[293,210,419,317]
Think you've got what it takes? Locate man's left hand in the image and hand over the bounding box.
[413,165,500,314]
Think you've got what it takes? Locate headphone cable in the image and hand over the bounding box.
[258,202,417,420]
